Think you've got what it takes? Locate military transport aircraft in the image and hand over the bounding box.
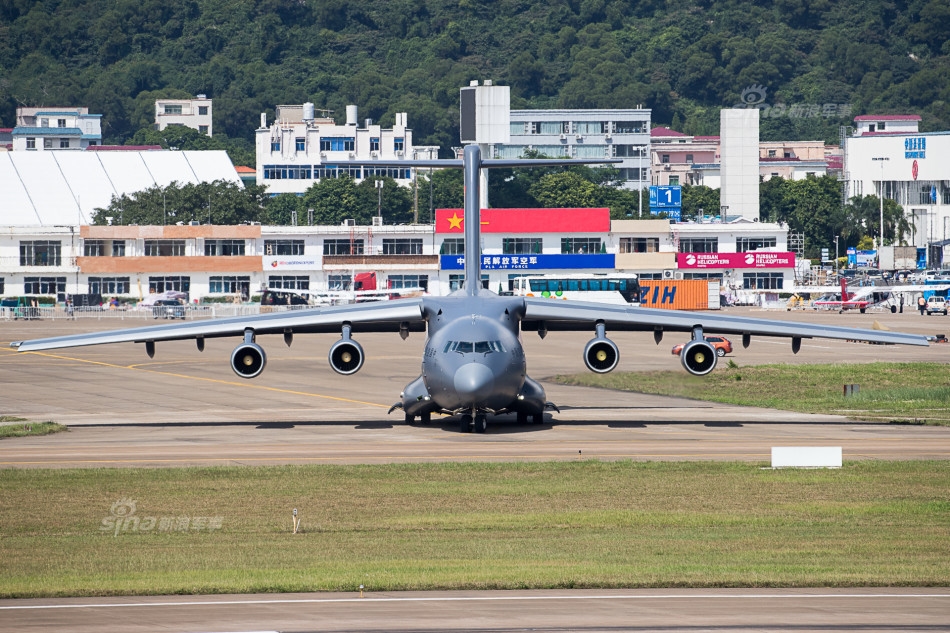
[11,145,929,432]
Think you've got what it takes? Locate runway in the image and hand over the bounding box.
[2,309,949,631]
[3,589,949,632]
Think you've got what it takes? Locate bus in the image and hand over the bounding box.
[511,274,641,305]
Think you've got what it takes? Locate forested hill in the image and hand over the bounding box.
[2,0,948,152]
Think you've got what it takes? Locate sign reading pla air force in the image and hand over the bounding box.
[441,254,615,271]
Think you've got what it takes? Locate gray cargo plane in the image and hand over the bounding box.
[11,145,929,432]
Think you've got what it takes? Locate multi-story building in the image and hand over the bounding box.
[155,95,213,136]
[492,109,651,191]
[843,114,949,263]
[11,107,102,151]
[255,104,439,195]
[0,214,793,304]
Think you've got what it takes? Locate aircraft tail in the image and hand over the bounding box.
[840,277,851,302]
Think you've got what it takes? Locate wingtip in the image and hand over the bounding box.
[9,341,22,349]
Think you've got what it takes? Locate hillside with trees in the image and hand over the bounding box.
[2,0,947,151]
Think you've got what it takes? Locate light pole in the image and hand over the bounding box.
[834,235,839,276]
[375,179,384,224]
[872,156,889,254]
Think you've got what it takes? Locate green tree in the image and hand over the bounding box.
[529,172,599,208]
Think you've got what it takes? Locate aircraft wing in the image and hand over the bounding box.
[521,298,929,346]
[11,298,427,352]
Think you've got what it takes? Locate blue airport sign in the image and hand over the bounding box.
[650,206,681,221]
[441,253,615,271]
[650,185,682,208]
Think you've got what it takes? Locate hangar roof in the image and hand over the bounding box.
[0,150,240,226]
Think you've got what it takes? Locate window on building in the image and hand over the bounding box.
[736,237,777,252]
[661,154,670,163]
[264,239,305,255]
[503,237,542,255]
[199,125,209,135]
[561,237,602,254]
[209,275,251,293]
[60,138,69,148]
[295,137,305,151]
[620,167,648,181]
[784,152,792,158]
[270,140,280,152]
[574,121,607,135]
[323,239,364,255]
[319,137,355,152]
[144,240,185,256]
[394,137,405,152]
[614,145,645,157]
[327,274,350,290]
[163,105,182,115]
[449,274,464,291]
[685,154,693,164]
[148,276,190,293]
[20,241,62,266]
[743,272,784,290]
[40,118,49,127]
[268,275,310,290]
[669,176,680,185]
[440,238,465,255]
[57,119,66,128]
[619,237,659,253]
[26,138,35,149]
[0,278,4,294]
[198,106,208,116]
[112,241,126,257]
[679,237,718,253]
[370,137,380,151]
[614,120,646,134]
[877,122,885,130]
[768,149,776,158]
[83,240,104,256]
[529,121,563,135]
[44,138,53,149]
[387,274,428,291]
[204,239,245,256]
[24,276,66,300]
[382,238,423,255]
[88,277,130,295]
[262,165,312,179]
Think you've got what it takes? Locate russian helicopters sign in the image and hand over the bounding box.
[677,252,795,269]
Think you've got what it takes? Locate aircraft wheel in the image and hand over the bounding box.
[460,414,472,433]
[404,413,414,424]
[420,411,431,424]
[473,414,487,433]
[716,348,726,357]
[531,413,544,424]
[517,412,528,424]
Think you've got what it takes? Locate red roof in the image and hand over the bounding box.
[86,145,164,151]
[651,127,686,137]
[853,114,921,122]
[235,166,256,174]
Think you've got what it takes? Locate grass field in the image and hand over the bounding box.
[0,420,66,439]
[1,461,948,598]
[555,362,950,424]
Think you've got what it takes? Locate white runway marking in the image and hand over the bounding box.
[4,592,948,610]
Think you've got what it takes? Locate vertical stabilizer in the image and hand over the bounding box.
[840,277,850,302]
[463,145,482,296]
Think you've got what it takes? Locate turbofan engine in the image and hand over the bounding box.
[680,339,717,376]
[583,336,619,373]
[231,342,267,379]
[329,338,364,375]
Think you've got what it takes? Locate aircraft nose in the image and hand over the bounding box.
[453,363,494,405]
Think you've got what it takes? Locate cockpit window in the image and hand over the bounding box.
[443,340,506,354]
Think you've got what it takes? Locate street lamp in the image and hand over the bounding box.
[375,179,384,223]
[872,156,889,254]
[834,235,839,276]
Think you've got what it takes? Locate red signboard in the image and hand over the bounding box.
[677,252,796,269]
[435,208,611,234]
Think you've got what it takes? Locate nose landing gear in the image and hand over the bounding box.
[460,412,488,433]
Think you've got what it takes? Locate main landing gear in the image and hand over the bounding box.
[460,413,488,433]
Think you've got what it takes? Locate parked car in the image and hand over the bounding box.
[926,296,948,316]
[671,335,733,357]
[152,299,186,319]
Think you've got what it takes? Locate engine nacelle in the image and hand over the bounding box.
[329,338,364,375]
[231,342,267,379]
[583,337,620,373]
[680,339,717,376]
